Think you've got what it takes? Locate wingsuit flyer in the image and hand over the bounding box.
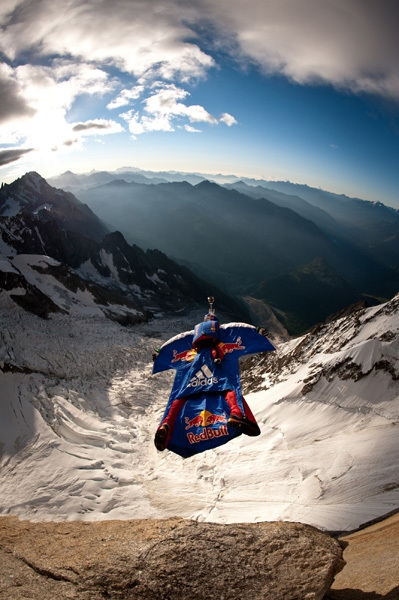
[153,297,276,458]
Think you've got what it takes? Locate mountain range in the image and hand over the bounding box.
[1,168,398,596]
[0,172,246,324]
[1,168,399,334]
[48,167,399,334]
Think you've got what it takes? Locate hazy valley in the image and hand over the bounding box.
[50,167,399,334]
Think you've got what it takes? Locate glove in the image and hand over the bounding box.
[152,349,160,361]
[256,327,268,337]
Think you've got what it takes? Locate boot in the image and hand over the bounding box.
[227,414,261,437]
[154,424,169,451]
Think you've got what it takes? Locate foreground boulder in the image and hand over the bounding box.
[0,517,344,600]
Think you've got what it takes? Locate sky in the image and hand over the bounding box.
[0,0,399,206]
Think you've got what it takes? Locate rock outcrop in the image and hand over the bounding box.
[328,512,399,599]
[0,517,344,600]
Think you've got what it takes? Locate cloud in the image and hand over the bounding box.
[0,0,227,164]
[2,1,399,102]
[220,113,237,126]
[0,63,35,124]
[0,148,33,166]
[200,0,399,99]
[107,86,144,110]
[1,0,398,170]
[0,0,214,81]
[120,83,219,134]
[0,59,114,149]
[72,119,123,134]
[185,125,201,133]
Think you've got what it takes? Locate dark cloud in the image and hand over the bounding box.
[72,122,109,132]
[0,72,35,123]
[203,0,399,99]
[2,1,399,101]
[0,148,34,166]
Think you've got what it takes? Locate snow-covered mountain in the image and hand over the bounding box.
[0,172,246,322]
[0,286,398,532]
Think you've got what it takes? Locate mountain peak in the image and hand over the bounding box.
[20,171,47,189]
[195,179,218,188]
[0,171,108,240]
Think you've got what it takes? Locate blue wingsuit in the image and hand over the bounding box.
[153,317,276,458]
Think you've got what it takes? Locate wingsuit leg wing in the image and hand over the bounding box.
[158,391,242,459]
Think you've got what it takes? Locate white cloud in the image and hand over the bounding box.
[121,109,173,135]
[0,0,20,20]
[0,61,114,150]
[107,86,144,110]
[220,113,237,126]
[185,124,202,133]
[0,0,214,82]
[120,83,218,134]
[0,0,227,162]
[2,1,399,101]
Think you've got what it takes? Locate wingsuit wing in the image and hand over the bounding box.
[218,323,276,356]
[152,329,194,375]
[153,323,275,375]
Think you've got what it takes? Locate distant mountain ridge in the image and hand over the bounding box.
[0,172,246,323]
[3,169,399,334]
[53,168,399,333]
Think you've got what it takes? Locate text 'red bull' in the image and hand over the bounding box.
[185,410,229,444]
[187,425,229,445]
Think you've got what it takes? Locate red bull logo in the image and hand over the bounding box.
[185,409,227,429]
[187,426,229,444]
[185,409,229,444]
[217,336,245,356]
[171,348,197,363]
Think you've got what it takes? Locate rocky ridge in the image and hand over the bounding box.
[0,172,247,323]
[0,517,344,600]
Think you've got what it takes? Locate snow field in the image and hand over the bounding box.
[0,300,398,531]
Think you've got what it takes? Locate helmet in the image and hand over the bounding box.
[204,312,218,322]
[193,318,219,347]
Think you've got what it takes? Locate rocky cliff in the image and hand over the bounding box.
[0,517,344,600]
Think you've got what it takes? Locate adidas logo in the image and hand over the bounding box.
[188,364,218,388]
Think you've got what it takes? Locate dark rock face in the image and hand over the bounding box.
[0,517,345,600]
[0,171,108,242]
[0,267,65,318]
[0,173,249,323]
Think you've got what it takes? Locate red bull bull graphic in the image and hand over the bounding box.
[171,348,197,363]
[185,413,206,430]
[185,409,227,429]
[184,409,229,445]
[217,336,245,356]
